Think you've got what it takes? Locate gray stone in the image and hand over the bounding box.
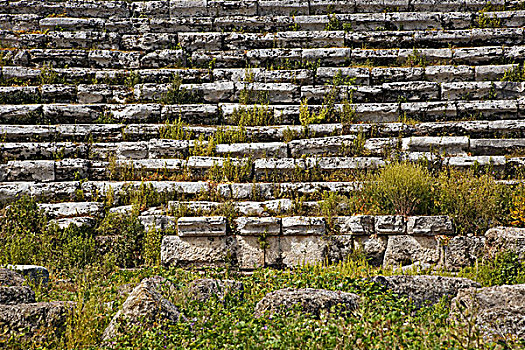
[282,216,325,236]
[333,216,375,235]
[371,275,480,308]
[0,286,35,305]
[354,235,388,266]
[280,236,327,267]
[103,276,183,341]
[375,216,405,235]
[8,265,49,286]
[177,216,227,237]
[0,269,26,287]
[233,217,280,236]
[236,235,280,269]
[254,288,359,318]
[161,235,235,267]
[186,279,244,302]
[485,227,525,259]
[0,301,73,340]
[451,284,525,340]
[444,236,486,271]
[383,235,442,267]
[406,216,454,236]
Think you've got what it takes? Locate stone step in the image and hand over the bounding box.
[0,0,513,19]
[5,27,524,51]
[4,135,525,163]
[5,45,524,69]
[5,11,525,35]
[0,153,513,183]
[2,118,525,143]
[0,64,516,86]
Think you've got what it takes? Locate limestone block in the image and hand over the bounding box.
[215,142,287,159]
[307,157,385,171]
[354,235,388,266]
[178,32,224,51]
[39,202,103,218]
[236,235,280,269]
[169,0,210,16]
[5,160,54,182]
[402,136,469,154]
[148,139,190,159]
[444,236,485,271]
[333,216,375,235]
[302,48,352,66]
[140,49,185,68]
[485,227,525,259]
[375,216,406,235]
[161,104,218,124]
[258,0,309,15]
[471,139,525,156]
[282,216,326,236]
[446,155,506,168]
[177,216,227,237]
[161,235,235,267]
[371,67,424,84]
[53,217,97,229]
[233,217,281,236]
[289,135,356,157]
[383,235,442,267]
[406,216,454,236]
[281,236,327,267]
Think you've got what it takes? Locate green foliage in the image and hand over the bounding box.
[363,162,435,216]
[8,259,507,349]
[0,196,97,271]
[477,12,501,28]
[459,252,525,287]
[501,65,525,82]
[435,170,504,235]
[159,118,193,140]
[96,211,145,268]
[143,225,162,266]
[159,75,198,105]
[229,105,275,126]
[404,49,427,67]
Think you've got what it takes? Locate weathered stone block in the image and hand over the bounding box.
[233,217,281,236]
[282,216,326,236]
[333,216,375,235]
[161,235,235,267]
[177,216,227,237]
[406,216,454,235]
[375,216,405,235]
[383,235,442,267]
[280,236,327,267]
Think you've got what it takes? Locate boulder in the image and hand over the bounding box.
[187,279,244,302]
[0,268,35,305]
[0,268,26,287]
[370,275,480,308]
[0,301,73,339]
[254,288,359,318]
[0,286,35,305]
[102,276,184,341]
[8,265,49,286]
[451,284,525,340]
[485,227,525,259]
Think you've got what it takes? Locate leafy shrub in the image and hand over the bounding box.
[0,196,96,271]
[96,211,145,268]
[435,170,503,235]
[159,75,198,105]
[459,252,525,287]
[363,162,435,216]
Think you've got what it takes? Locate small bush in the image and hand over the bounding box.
[435,170,503,235]
[0,196,97,271]
[459,252,525,287]
[363,162,435,216]
[96,211,145,268]
[159,75,198,105]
